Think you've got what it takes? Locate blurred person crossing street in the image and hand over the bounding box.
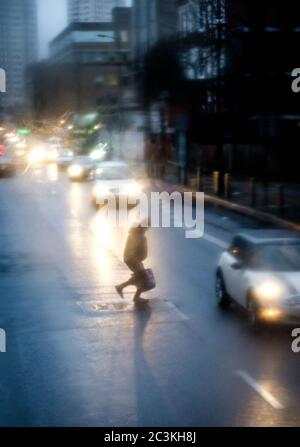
[116,222,155,303]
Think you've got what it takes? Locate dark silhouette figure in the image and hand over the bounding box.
[116,225,149,302]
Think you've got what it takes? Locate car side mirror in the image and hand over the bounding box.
[231,261,243,270]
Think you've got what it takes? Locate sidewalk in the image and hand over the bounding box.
[130,161,300,234]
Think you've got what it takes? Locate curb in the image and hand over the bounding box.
[150,179,300,235]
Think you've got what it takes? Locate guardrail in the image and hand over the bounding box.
[146,161,300,224]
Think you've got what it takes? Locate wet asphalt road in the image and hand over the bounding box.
[1,164,300,427]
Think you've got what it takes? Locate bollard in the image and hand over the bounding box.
[278,184,285,217]
[177,166,182,184]
[196,166,203,191]
[161,162,166,179]
[178,166,187,185]
[153,162,157,179]
[155,163,160,179]
[213,171,220,195]
[224,173,231,200]
[184,168,188,186]
[158,163,162,179]
[182,167,187,186]
[147,161,152,178]
[250,177,257,207]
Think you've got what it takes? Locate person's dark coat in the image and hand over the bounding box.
[124,227,148,265]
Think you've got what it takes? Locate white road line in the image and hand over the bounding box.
[165,301,189,321]
[235,370,284,410]
[160,204,228,248]
[203,233,228,249]
[22,163,32,175]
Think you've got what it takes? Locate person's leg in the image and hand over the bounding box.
[131,262,145,302]
[115,275,135,298]
[121,275,136,288]
[133,287,143,302]
[116,261,144,299]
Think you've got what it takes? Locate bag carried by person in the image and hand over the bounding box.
[133,268,156,292]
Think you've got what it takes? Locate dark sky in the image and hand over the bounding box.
[37,0,132,59]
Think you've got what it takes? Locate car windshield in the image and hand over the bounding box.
[248,243,300,271]
[60,149,73,157]
[95,166,132,180]
[74,157,91,165]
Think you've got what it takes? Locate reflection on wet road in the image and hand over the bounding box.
[0,165,300,427]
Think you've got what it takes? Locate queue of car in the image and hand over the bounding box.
[2,133,300,330]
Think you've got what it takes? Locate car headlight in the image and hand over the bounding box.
[93,185,109,196]
[122,183,142,195]
[260,308,283,320]
[254,280,284,301]
[47,150,58,161]
[68,165,83,177]
[28,149,45,163]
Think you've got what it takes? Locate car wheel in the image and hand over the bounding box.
[216,271,231,309]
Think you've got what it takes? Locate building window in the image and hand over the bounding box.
[107,75,119,86]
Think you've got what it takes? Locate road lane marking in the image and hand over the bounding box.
[165,301,189,321]
[235,370,284,410]
[203,233,228,249]
[22,164,32,175]
[161,207,228,248]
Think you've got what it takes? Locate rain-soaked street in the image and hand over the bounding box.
[1,164,300,427]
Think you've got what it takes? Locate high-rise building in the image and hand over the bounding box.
[178,0,226,80]
[28,8,132,118]
[68,0,126,24]
[0,0,38,110]
[132,0,178,66]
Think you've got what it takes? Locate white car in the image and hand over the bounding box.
[67,156,95,181]
[91,161,142,209]
[216,230,300,326]
[57,148,74,169]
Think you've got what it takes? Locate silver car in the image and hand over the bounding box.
[216,230,300,327]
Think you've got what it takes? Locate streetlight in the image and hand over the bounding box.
[97,32,123,159]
